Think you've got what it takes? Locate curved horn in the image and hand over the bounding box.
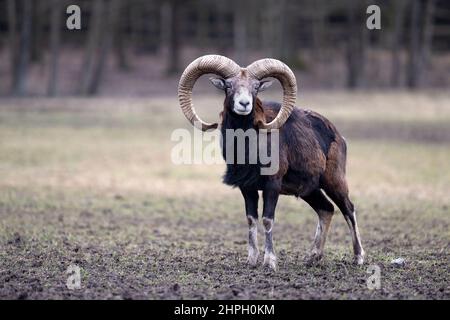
[246,59,297,129]
[178,55,241,131]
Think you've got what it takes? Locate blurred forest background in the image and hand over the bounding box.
[1,0,450,300]
[0,0,449,97]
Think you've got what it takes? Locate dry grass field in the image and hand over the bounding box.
[0,91,449,299]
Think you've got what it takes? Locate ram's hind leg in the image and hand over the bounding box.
[301,189,334,265]
[240,188,259,266]
[323,178,365,265]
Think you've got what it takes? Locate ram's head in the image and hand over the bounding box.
[178,55,297,130]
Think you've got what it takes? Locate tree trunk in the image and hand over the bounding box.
[280,0,298,64]
[130,0,140,51]
[167,0,181,75]
[160,0,171,50]
[407,0,422,88]
[233,0,248,65]
[7,0,18,92]
[47,0,62,96]
[406,0,435,89]
[78,0,104,95]
[346,0,367,89]
[196,1,209,49]
[262,0,283,59]
[12,0,33,96]
[421,0,435,85]
[88,0,121,95]
[312,0,326,63]
[247,0,259,50]
[390,0,406,87]
[31,1,44,63]
[114,0,130,71]
[216,2,230,55]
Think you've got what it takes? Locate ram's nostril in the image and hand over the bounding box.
[239,100,250,107]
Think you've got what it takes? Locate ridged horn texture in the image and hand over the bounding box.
[246,59,297,129]
[178,55,241,131]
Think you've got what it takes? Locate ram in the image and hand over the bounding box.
[178,55,365,270]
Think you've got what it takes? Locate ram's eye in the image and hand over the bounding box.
[225,83,232,89]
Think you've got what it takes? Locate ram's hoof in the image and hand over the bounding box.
[263,252,277,271]
[247,249,259,266]
[354,251,365,265]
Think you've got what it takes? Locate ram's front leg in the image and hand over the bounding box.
[240,188,259,266]
[262,180,281,271]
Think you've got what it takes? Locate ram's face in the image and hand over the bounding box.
[210,76,272,116]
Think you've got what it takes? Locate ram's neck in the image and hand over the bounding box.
[221,112,255,131]
[220,98,265,132]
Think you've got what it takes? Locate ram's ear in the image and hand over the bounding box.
[253,98,266,128]
[209,77,227,90]
[258,80,273,92]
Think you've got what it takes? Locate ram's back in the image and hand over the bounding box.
[260,100,347,196]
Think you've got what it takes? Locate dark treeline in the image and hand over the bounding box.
[0,0,449,96]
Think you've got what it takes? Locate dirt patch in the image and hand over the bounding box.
[0,193,448,300]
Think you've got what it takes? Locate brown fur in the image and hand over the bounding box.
[220,92,364,265]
